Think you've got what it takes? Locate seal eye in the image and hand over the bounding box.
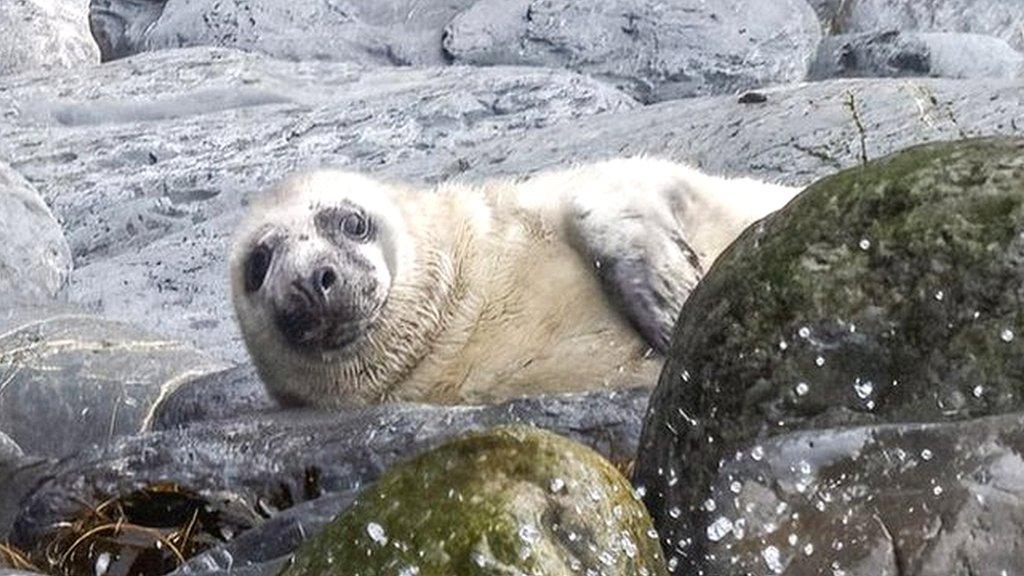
[341,212,370,241]
[244,244,273,293]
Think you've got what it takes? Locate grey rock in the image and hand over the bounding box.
[8,387,648,549]
[149,363,275,430]
[173,492,355,575]
[443,0,822,102]
[701,414,1024,575]
[0,0,99,76]
[634,137,1024,573]
[0,162,72,309]
[283,427,667,576]
[810,31,1024,80]
[0,433,22,464]
[0,47,636,362]
[0,309,226,458]
[820,0,1024,51]
[89,0,479,64]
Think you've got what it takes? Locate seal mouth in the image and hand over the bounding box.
[274,287,377,353]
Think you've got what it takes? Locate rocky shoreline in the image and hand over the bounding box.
[3,1,1024,575]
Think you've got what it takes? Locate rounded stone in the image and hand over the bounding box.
[635,137,1024,569]
[285,426,667,576]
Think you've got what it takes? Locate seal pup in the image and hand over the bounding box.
[230,158,800,408]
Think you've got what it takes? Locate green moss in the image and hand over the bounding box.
[286,426,667,576]
[637,137,1024,553]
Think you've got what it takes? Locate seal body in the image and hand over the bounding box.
[230,158,799,408]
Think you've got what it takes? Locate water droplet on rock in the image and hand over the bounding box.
[795,382,810,396]
[366,522,388,546]
[706,517,734,542]
[762,545,784,574]
[921,449,934,461]
[1001,329,1015,343]
[859,238,871,250]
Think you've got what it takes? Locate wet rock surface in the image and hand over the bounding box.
[443,0,821,102]
[0,0,98,76]
[7,387,649,549]
[285,427,667,576]
[810,31,1024,80]
[636,137,1024,573]
[0,309,225,458]
[703,414,1024,576]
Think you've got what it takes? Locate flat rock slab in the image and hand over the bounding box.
[0,0,98,76]
[89,0,479,64]
[0,162,71,308]
[7,387,649,547]
[698,413,1024,575]
[0,47,635,362]
[819,0,1024,51]
[443,0,821,102]
[0,310,225,458]
[810,31,1024,80]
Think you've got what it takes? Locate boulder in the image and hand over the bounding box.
[284,427,667,576]
[88,0,478,64]
[8,387,650,549]
[0,0,98,76]
[149,363,274,430]
[702,414,1024,575]
[442,0,821,102]
[0,47,636,362]
[809,31,1024,80]
[0,309,225,458]
[634,137,1024,572]
[0,162,72,308]
[818,0,1024,51]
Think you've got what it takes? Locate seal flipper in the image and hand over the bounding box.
[569,207,703,354]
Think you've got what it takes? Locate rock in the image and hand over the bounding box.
[0,162,72,308]
[0,433,22,464]
[0,0,99,76]
[9,387,650,548]
[149,363,275,430]
[174,492,356,575]
[809,31,1024,80]
[634,137,1024,572]
[701,413,1024,575]
[0,46,636,362]
[88,0,478,64]
[820,0,1024,51]
[443,0,821,103]
[0,309,226,458]
[284,426,667,576]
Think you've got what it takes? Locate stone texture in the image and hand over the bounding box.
[0,47,635,362]
[0,0,98,76]
[810,31,1024,80]
[149,363,274,430]
[0,433,21,465]
[701,414,1024,576]
[819,0,1024,51]
[634,137,1024,573]
[284,427,667,576]
[442,0,821,102]
[0,309,226,458]
[8,387,649,549]
[0,162,72,309]
[88,0,478,64]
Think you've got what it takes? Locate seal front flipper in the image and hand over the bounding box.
[568,207,703,355]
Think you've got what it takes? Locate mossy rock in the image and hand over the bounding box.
[634,137,1024,569]
[285,426,667,576]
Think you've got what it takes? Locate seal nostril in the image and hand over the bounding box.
[318,267,337,293]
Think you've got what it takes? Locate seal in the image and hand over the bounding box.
[229,158,799,407]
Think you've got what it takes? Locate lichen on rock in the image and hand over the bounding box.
[285,426,667,576]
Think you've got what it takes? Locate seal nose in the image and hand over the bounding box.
[313,265,338,298]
